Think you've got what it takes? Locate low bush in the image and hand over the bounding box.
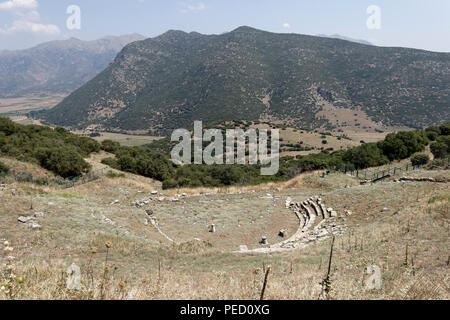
[411,154,430,166]
[34,147,91,178]
[0,161,9,176]
[106,170,125,179]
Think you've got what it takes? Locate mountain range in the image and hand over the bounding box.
[0,34,145,98]
[39,26,450,134]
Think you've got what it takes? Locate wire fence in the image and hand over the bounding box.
[343,158,449,182]
[344,163,423,182]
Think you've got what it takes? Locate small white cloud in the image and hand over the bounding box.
[283,23,291,29]
[0,20,59,34]
[0,0,60,35]
[180,1,206,13]
[0,0,38,11]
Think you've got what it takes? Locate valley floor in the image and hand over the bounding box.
[0,157,449,300]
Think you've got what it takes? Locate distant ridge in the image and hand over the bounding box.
[0,34,145,98]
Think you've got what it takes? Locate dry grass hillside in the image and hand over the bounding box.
[0,155,448,300]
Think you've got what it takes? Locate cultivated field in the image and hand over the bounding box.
[0,95,65,117]
[0,155,448,300]
[73,132,163,147]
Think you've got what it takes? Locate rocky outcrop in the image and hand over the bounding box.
[17,212,44,230]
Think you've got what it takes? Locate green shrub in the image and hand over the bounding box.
[426,131,439,141]
[35,147,91,178]
[380,130,428,161]
[343,143,389,169]
[106,170,125,179]
[33,177,50,186]
[101,157,119,168]
[440,123,450,136]
[0,117,17,135]
[425,126,441,135]
[411,154,429,166]
[103,145,175,181]
[430,141,448,159]
[431,158,448,168]
[101,140,121,153]
[0,161,9,175]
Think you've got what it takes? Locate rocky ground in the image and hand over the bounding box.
[0,156,448,300]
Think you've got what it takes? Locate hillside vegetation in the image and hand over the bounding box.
[104,123,449,188]
[40,26,450,134]
[1,117,449,188]
[0,118,100,178]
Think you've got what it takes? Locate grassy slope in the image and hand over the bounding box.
[0,155,448,300]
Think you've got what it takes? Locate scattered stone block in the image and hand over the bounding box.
[149,217,158,227]
[279,229,288,238]
[18,216,35,224]
[240,245,248,252]
[33,212,45,218]
[259,236,268,245]
[285,197,292,209]
[29,222,41,230]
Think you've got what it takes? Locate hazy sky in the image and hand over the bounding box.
[0,0,449,52]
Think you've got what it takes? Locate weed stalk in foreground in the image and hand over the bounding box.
[320,235,335,300]
[260,266,271,301]
[100,241,112,300]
